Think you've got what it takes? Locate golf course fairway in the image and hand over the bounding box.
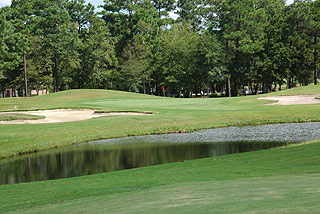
[0,85,320,213]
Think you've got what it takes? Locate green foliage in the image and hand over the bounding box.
[215,0,270,95]
[66,0,95,34]
[119,35,151,92]
[0,7,21,91]
[285,0,314,86]
[77,16,117,89]
[101,0,140,56]
[1,0,320,97]
[32,0,79,92]
[159,24,225,96]
[152,0,175,26]
[177,0,205,30]
[0,8,10,83]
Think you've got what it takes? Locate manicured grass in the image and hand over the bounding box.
[263,84,320,96]
[1,85,320,213]
[0,140,320,213]
[0,86,320,159]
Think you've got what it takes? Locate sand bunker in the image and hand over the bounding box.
[258,95,320,105]
[0,109,152,124]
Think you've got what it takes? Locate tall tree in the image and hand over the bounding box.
[66,0,95,35]
[310,0,320,85]
[101,0,140,57]
[119,1,159,93]
[0,7,11,93]
[32,0,78,92]
[285,0,314,86]
[152,0,175,27]
[10,0,39,96]
[0,6,22,95]
[215,0,268,96]
[119,35,151,93]
[176,0,205,30]
[76,16,117,89]
[0,7,9,82]
[160,23,224,97]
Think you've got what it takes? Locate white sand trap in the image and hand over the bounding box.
[0,109,152,124]
[258,95,320,105]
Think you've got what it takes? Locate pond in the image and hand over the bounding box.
[1,122,320,185]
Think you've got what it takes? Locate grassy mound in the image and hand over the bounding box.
[0,86,319,159]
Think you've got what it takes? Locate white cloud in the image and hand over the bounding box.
[0,0,11,7]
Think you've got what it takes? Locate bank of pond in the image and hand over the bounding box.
[1,122,320,185]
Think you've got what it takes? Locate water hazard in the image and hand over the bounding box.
[1,122,320,185]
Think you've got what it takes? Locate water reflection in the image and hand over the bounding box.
[0,141,289,185]
[2,122,320,185]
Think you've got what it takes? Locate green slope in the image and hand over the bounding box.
[0,86,320,158]
[1,85,320,213]
[1,141,320,213]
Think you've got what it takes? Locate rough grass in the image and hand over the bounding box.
[1,140,320,213]
[0,113,45,121]
[0,86,320,159]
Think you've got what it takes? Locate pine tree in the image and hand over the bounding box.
[77,16,117,89]
[310,0,320,85]
[32,0,78,92]
[0,6,21,95]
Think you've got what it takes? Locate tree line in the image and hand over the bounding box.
[0,0,319,98]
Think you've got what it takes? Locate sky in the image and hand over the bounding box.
[0,0,295,9]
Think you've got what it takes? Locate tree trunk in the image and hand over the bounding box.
[262,82,267,94]
[288,78,291,89]
[53,54,59,92]
[231,37,240,97]
[78,76,82,89]
[227,78,231,97]
[255,85,259,95]
[24,53,28,97]
[231,79,238,96]
[154,75,159,96]
[65,68,69,90]
[314,36,318,85]
[148,81,151,95]
[269,83,272,92]
[279,82,282,91]
[225,39,231,97]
